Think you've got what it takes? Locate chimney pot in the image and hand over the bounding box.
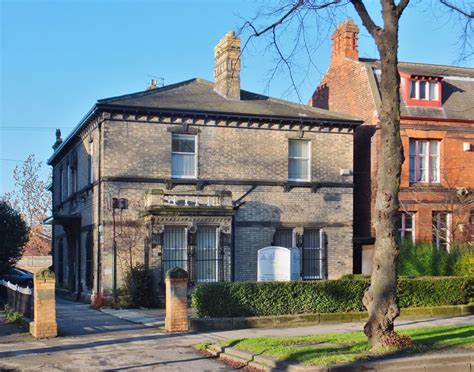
[214,32,241,100]
[148,79,158,90]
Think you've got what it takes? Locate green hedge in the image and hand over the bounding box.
[192,277,474,318]
[398,241,474,276]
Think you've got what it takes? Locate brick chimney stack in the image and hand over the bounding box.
[331,19,359,66]
[214,31,240,100]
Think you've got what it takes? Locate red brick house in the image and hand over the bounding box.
[310,20,474,273]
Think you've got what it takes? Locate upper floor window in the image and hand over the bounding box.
[172,134,196,178]
[58,166,63,202]
[409,79,439,101]
[409,140,440,183]
[396,212,415,243]
[288,140,310,182]
[89,140,94,184]
[62,163,68,200]
[403,75,442,107]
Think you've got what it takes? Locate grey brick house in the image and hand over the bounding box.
[48,32,361,300]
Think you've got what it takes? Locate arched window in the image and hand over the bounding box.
[69,152,78,195]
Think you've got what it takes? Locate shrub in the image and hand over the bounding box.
[123,265,158,308]
[4,305,21,322]
[398,241,474,277]
[192,277,474,318]
[0,201,29,275]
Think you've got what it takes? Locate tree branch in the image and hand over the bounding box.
[440,0,474,18]
[396,0,410,17]
[350,0,383,43]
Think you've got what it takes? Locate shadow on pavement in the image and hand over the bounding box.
[56,298,150,337]
[0,332,182,359]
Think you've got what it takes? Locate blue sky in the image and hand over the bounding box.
[1,0,471,194]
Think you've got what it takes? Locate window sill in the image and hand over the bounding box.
[408,182,441,187]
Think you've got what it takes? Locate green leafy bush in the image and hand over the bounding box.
[398,241,474,276]
[4,305,22,322]
[192,277,474,318]
[122,265,158,308]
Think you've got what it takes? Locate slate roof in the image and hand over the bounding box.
[98,78,360,122]
[49,78,361,165]
[361,58,474,121]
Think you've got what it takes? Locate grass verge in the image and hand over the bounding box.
[217,324,474,366]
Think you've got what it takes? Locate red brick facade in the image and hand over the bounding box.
[310,20,474,271]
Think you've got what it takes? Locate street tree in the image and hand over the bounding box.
[0,200,29,275]
[4,155,52,255]
[4,154,51,228]
[241,0,472,348]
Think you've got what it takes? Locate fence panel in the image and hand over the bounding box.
[0,279,33,318]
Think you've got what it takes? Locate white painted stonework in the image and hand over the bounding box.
[257,246,300,282]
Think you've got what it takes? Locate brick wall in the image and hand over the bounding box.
[51,112,355,297]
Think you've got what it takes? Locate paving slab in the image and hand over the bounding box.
[0,299,230,371]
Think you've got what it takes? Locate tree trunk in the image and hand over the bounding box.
[359,2,407,349]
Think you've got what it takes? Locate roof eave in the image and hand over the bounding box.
[47,105,98,166]
[97,103,363,127]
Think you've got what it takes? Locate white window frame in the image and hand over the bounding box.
[432,212,452,251]
[288,139,311,182]
[409,140,440,184]
[171,133,197,179]
[409,79,439,101]
[398,212,415,243]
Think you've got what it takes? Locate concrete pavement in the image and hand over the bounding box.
[102,304,474,340]
[0,299,229,371]
[1,299,473,371]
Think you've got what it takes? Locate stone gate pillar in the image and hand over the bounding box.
[165,267,189,332]
[31,268,57,338]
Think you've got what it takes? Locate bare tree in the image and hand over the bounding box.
[3,154,51,230]
[241,0,472,348]
[115,200,146,273]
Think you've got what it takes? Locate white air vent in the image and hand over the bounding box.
[463,142,471,152]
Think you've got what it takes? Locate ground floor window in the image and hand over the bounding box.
[470,210,474,242]
[162,226,222,282]
[273,228,294,248]
[195,227,219,283]
[396,212,415,243]
[163,227,188,276]
[57,238,64,285]
[432,212,451,250]
[85,231,93,289]
[273,228,326,280]
[302,229,325,280]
